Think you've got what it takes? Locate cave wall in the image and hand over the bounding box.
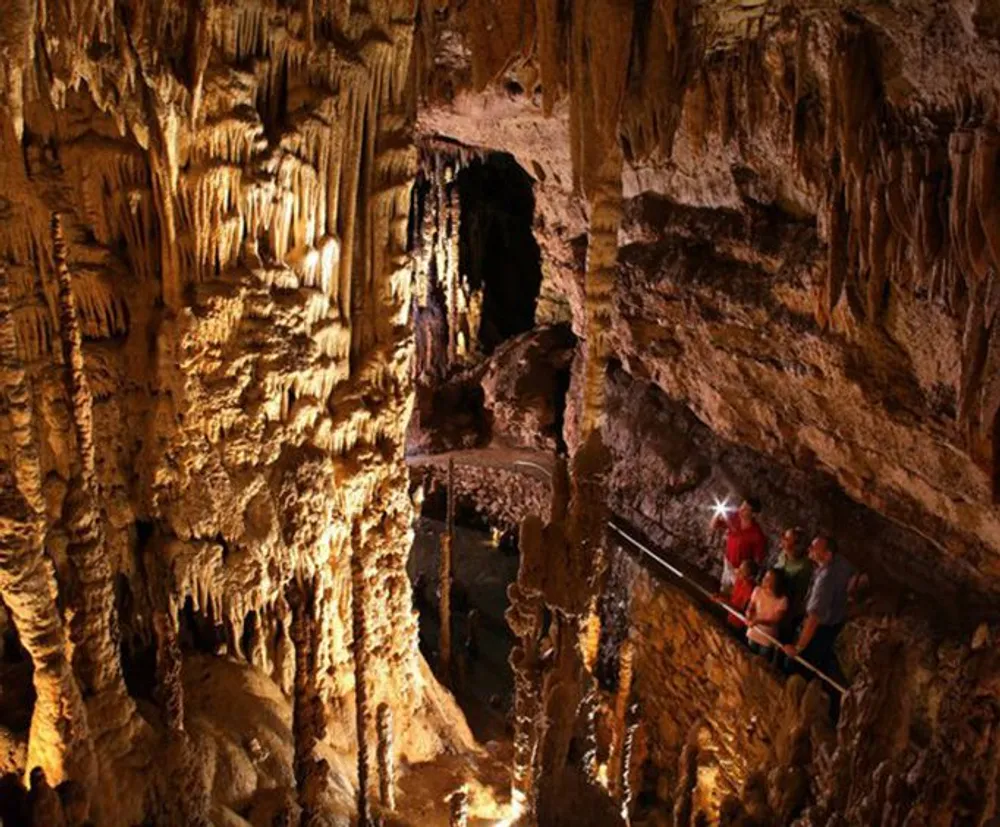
[0,2,472,823]
[415,0,1000,611]
[612,546,1000,826]
[620,552,820,822]
[411,1,1000,822]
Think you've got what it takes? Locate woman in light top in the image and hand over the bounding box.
[746,567,789,656]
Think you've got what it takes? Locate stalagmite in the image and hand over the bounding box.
[0,263,94,789]
[152,611,184,736]
[506,514,547,817]
[289,578,327,824]
[439,457,456,685]
[619,703,640,825]
[350,547,374,827]
[376,702,396,811]
[448,785,469,827]
[50,214,140,779]
[152,607,210,827]
[607,637,635,800]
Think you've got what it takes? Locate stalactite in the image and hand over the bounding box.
[376,702,395,812]
[447,175,460,366]
[570,0,632,437]
[535,0,562,115]
[0,262,95,789]
[350,546,373,827]
[974,127,1000,274]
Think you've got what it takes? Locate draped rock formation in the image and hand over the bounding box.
[3,0,1000,824]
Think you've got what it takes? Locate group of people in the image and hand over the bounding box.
[710,498,861,686]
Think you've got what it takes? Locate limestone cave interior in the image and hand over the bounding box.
[1,1,1000,825]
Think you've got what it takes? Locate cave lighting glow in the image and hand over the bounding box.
[711,496,734,519]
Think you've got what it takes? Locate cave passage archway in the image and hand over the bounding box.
[458,152,542,354]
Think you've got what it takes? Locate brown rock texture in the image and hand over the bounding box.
[0,1,472,823]
[416,0,1000,603]
[4,0,1000,824]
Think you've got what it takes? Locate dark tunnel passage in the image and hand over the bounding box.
[457,152,542,354]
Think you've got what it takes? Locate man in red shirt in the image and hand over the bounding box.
[711,497,767,593]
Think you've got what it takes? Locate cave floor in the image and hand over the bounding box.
[388,742,515,826]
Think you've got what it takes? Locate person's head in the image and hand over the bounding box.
[29,766,46,790]
[762,567,787,598]
[738,497,762,527]
[738,559,758,583]
[808,534,837,567]
[781,527,804,559]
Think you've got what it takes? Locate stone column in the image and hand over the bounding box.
[376,702,395,812]
[350,549,373,827]
[51,213,140,764]
[0,263,94,789]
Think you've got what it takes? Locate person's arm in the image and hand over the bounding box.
[767,599,789,627]
[783,612,818,658]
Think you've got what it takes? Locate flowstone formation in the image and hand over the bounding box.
[4,0,1000,825]
[0,2,472,825]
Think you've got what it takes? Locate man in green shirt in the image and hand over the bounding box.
[774,527,812,637]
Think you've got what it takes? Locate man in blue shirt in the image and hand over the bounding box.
[782,535,858,683]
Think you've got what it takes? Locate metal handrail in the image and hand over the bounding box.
[504,460,846,694]
[606,522,847,696]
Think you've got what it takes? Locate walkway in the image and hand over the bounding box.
[407,446,848,697]
[405,448,556,482]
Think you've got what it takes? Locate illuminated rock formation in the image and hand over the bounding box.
[3,0,1000,824]
[0,264,95,789]
[0,1,470,822]
[376,702,396,812]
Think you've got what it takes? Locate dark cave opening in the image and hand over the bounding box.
[179,596,226,656]
[457,153,543,354]
[0,596,33,736]
[116,574,156,702]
